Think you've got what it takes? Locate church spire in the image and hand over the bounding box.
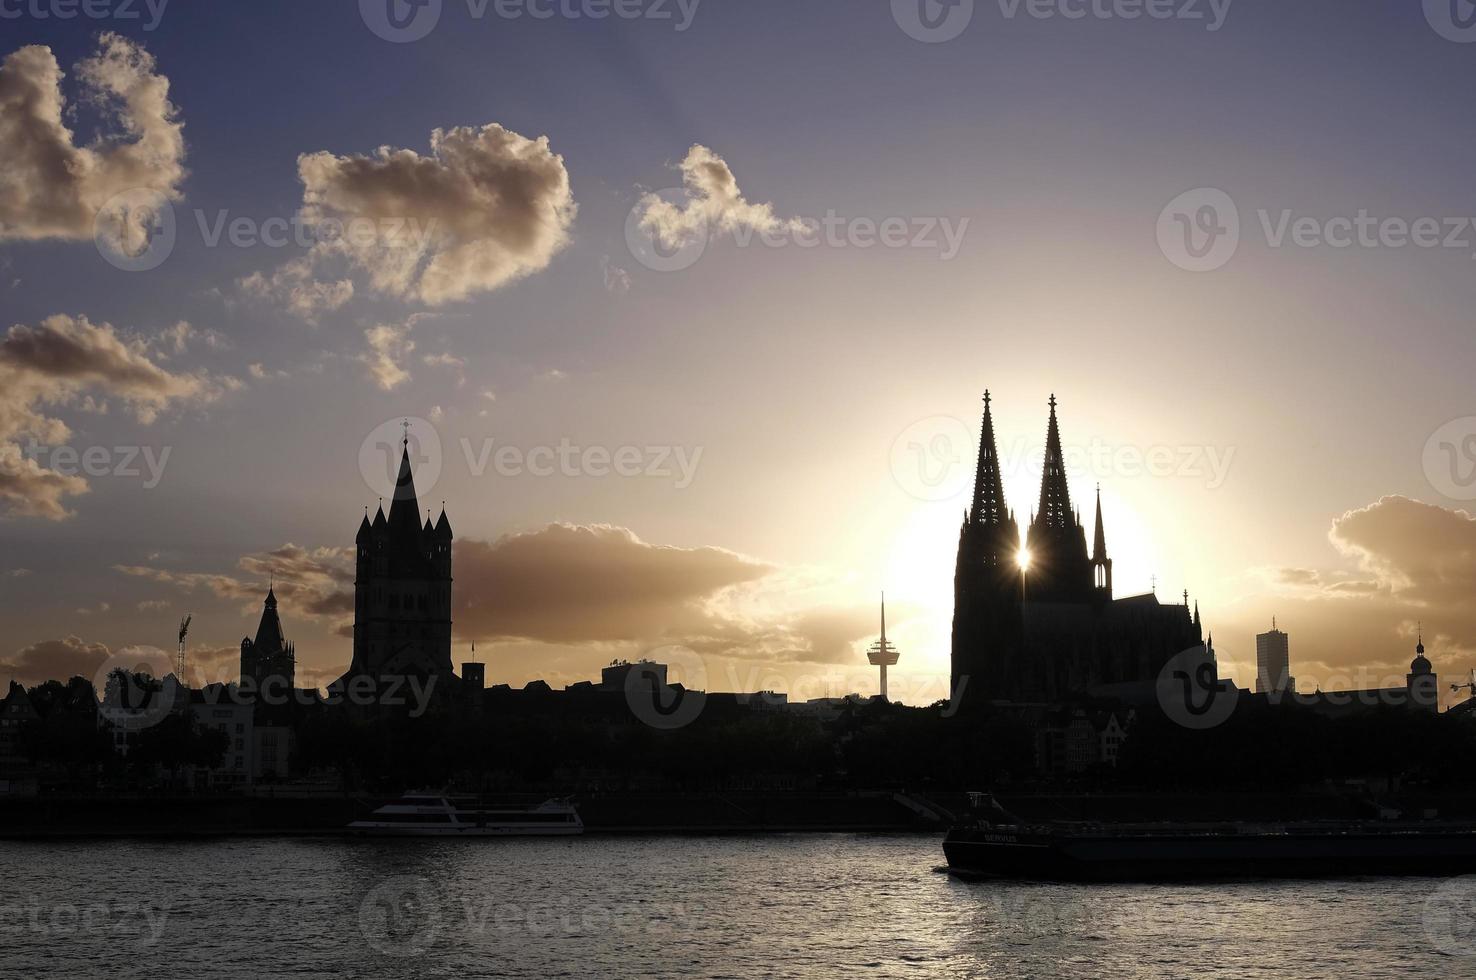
[386,427,422,540]
[971,390,1009,526]
[1035,394,1073,529]
[1091,484,1107,562]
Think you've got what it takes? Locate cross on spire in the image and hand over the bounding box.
[401,418,411,447]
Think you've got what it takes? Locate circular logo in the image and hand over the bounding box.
[359,417,442,506]
[93,646,181,731]
[360,0,442,42]
[1426,878,1476,956]
[890,415,974,502]
[1423,416,1476,501]
[1156,188,1240,272]
[625,189,708,273]
[1156,644,1238,730]
[1424,0,1476,42]
[624,645,708,730]
[892,0,974,43]
[94,188,176,273]
[358,876,441,957]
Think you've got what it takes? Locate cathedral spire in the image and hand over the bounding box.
[1092,485,1107,562]
[971,390,1009,526]
[1035,394,1073,529]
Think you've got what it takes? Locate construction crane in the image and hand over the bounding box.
[176,614,192,679]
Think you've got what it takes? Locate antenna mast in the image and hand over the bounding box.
[867,592,901,701]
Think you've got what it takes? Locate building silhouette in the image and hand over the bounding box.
[345,432,455,682]
[240,586,296,693]
[951,392,1203,705]
[1255,619,1294,694]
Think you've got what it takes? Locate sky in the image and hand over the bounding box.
[2,0,1476,705]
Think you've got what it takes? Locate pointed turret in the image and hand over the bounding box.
[971,390,1009,527]
[1092,486,1107,562]
[386,438,423,540]
[252,586,286,654]
[1090,483,1113,599]
[1035,394,1073,529]
[434,507,453,540]
[356,510,373,545]
[372,503,388,531]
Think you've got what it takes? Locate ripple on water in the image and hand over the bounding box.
[0,835,1467,978]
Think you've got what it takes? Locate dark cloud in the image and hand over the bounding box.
[0,315,235,520]
[453,523,770,644]
[0,635,109,685]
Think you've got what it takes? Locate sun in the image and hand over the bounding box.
[1017,549,1032,571]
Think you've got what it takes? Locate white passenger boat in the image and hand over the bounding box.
[348,794,584,836]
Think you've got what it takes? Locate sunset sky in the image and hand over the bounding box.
[3,1,1476,705]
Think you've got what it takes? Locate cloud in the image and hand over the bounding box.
[361,321,415,391]
[113,525,883,680]
[636,145,803,250]
[1219,496,1476,701]
[453,524,771,645]
[0,315,235,519]
[239,256,354,323]
[600,256,630,294]
[152,320,228,356]
[0,635,110,685]
[422,351,466,388]
[248,122,576,313]
[116,543,356,627]
[0,34,185,244]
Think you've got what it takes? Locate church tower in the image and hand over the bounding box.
[951,391,1024,701]
[1023,395,1095,604]
[350,428,454,680]
[1407,628,1438,713]
[240,585,295,693]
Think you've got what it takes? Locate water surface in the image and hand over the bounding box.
[2,834,1471,978]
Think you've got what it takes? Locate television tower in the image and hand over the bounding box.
[867,593,900,701]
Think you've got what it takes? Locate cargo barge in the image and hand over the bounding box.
[943,794,1476,881]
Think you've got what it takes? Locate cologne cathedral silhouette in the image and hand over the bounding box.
[951,394,1204,706]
